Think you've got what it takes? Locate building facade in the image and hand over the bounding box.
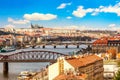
[48,54,104,80]
[92,35,120,54]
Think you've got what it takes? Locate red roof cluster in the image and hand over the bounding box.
[93,35,120,45]
[0,39,5,42]
[66,55,102,68]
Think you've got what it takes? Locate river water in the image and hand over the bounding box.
[0,45,87,80]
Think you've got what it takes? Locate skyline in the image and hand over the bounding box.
[0,0,120,30]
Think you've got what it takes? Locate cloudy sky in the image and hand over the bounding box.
[0,0,120,30]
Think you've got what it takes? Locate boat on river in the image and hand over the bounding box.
[0,47,16,52]
[17,71,36,80]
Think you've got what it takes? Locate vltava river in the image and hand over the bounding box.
[0,45,87,80]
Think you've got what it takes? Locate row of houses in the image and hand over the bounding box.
[92,34,120,59]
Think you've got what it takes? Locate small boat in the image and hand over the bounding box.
[17,71,36,80]
[20,71,32,76]
[0,47,16,52]
[18,71,31,80]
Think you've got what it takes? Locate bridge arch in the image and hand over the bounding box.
[0,50,67,75]
[0,50,67,62]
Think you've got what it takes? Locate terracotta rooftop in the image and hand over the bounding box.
[66,55,102,68]
[16,36,24,38]
[93,36,120,45]
[93,38,108,45]
[0,39,5,42]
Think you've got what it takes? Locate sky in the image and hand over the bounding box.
[0,0,120,30]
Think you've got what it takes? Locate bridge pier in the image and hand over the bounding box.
[42,45,45,48]
[65,45,68,48]
[32,45,35,48]
[3,62,9,76]
[54,45,56,48]
[77,45,79,48]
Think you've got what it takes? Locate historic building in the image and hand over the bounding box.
[48,54,103,80]
[107,40,120,53]
[92,37,108,53]
[92,35,120,54]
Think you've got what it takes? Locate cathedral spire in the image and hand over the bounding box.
[31,23,34,28]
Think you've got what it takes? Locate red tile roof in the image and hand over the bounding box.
[66,55,102,68]
[93,36,120,45]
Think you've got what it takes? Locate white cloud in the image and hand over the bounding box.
[8,17,30,24]
[99,3,120,16]
[92,3,120,16]
[24,13,57,21]
[73,2,120,17]
[109,24,116,27]
[91,8,100,16]
[72,6,93,18]
[66,16,72,19]
[57,3,66,9]
[57,2,72,9]
[108,24,119,31]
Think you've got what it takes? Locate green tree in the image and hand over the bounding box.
[114,70,120,80]
[117,60,120,67]
[114,60,120,80]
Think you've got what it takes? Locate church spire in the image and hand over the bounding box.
[31,23,34,28]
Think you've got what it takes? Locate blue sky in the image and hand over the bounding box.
[0,0,120,30]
